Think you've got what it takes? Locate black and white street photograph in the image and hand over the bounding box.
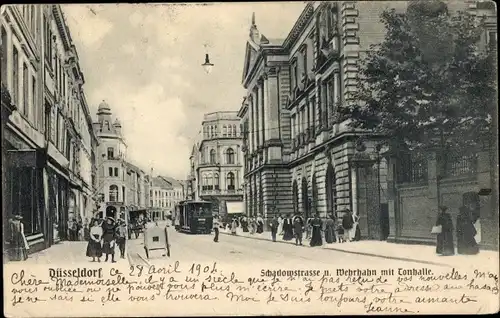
[2,1,499,316]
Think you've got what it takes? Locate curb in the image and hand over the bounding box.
[220,232,451,267]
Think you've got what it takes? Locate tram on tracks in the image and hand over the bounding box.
[173,200,213,234]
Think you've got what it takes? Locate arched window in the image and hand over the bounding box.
[109,185,118,202]
[292,180,299,214]
[325,163,337,217]
[207,173,213,190]
[223,125,227,137]
[227,125,232,137]
[214,173,220,190]
[226,148,235,164]
[226,172,235,190]
[233,124,237,137]
[301,177,309,219]
[210,149,216,164]
[107,147,114,159]
[1,27,7,85]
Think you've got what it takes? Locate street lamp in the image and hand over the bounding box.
[201,53,214,74]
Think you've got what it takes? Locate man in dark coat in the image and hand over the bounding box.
[269,215,279,242]
[102,217,117,263]
[293,215,304,246]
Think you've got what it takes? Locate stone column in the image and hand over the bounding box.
[263,77,270,143]
[252,89,259,151]
[386,156,397,241]
[260,80,265,143]
[248,96,254,154]
[256,81,263,147]
[266,69,281,161]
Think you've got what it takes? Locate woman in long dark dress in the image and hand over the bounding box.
[435,206,454,256]
[282,214,294,241]
[9,215,29,261]
[102,217,117,263]
[456,206,479,255]
[86,219,103,262]
[241,217,249,232]
[324,215,337,244]
[310,214,323,247]
[256,215,264,234]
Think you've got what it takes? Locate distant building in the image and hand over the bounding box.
[191,111,244,216]
[92,100,128,220]
[148,175,184,220]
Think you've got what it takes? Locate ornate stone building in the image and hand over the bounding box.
[92,100,128,220]
[239,1,498,247]
[194,111,244,216]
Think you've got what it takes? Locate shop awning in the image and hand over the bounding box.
[226,201,244,214]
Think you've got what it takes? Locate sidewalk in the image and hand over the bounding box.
[220,229,498,270]
[22,241,130,265]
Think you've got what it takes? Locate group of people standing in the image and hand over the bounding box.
[85,216,128,263]
[268,209,361,247]
[434,194,482,256]
[227,215,264,235]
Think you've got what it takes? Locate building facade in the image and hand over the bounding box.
[1,5,96,256]
[148,175,183,219]
[195,111,244,215]
[92,100,128,220]
[124,161,148,218]
[239,2,406,230]
[239,1,498,246]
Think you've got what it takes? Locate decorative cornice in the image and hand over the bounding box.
[283,3,315,50]
[52,5,72,51]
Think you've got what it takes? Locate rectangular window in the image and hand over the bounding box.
[108,167,113,177]
[32,75,37,126]
[12,47,19,105]
[22,63,28,115]
[488,31,497,50]
[114,168,118,177]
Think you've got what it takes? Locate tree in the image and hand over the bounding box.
[340,0,496,156]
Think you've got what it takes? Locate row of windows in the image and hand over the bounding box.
[203,124,239,139]
[150,190,182,197]
[201,148,236,164]
[201,172,236,190]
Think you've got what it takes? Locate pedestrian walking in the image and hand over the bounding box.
[8,215,29,261]
[293,215,304,246]
[324,215,337,244]
[305,217,313,240]
[83,218,90,241]
[249,218,256,234]
[102,217,117,263]
[116,219,127,259]
[213,215,220,242]
[241,216,249,233]
[456,202,479,255]
[434,206,454,256]
[68,217,78,241]
[277,214,284,235]
[231,218,238,235]
[269,215,279,242]
[282,214,294,241]
[310,214,323,247]
[86,218,103,262]
[342,209,354,242]
[256,215,264,234]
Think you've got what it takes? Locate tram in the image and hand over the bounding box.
[173,200,213,234]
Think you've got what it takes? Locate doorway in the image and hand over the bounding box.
[106,205,117,219]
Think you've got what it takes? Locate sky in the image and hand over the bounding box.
[61,3,306,180]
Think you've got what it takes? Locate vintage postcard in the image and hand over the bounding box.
[2,1,499,317]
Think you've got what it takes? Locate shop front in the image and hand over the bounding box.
[4,127,47,254]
